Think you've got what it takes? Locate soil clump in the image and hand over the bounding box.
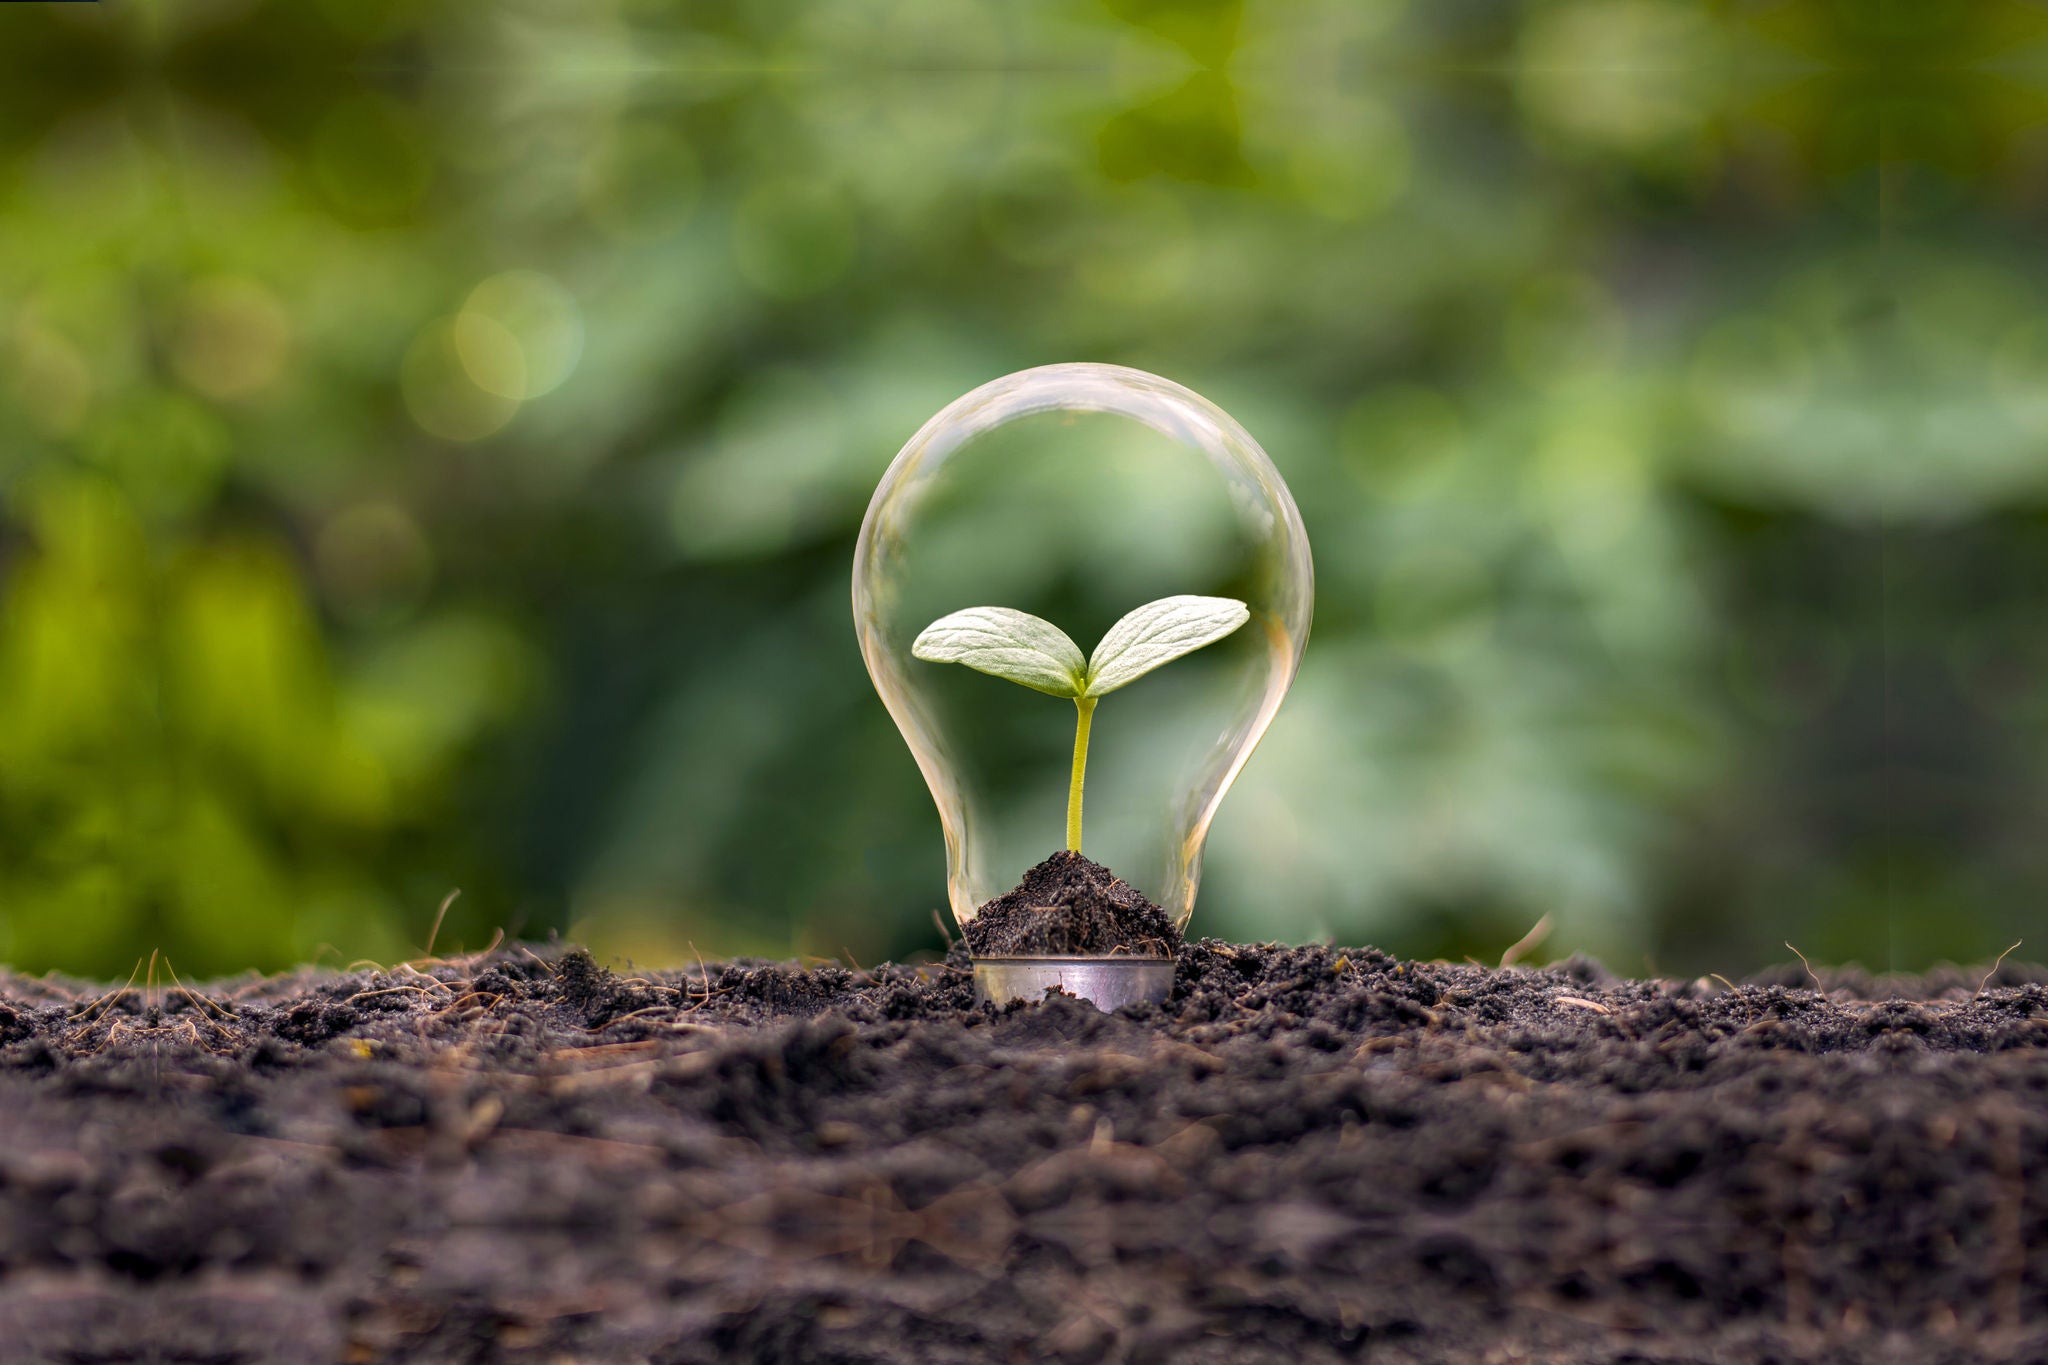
[963,849,1181,956]
[0,941,2041,1363]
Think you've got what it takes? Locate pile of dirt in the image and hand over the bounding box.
[0,941,2042,1364]
[963,850,1182,957]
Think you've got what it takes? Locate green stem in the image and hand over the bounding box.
[1066,695,1096,854]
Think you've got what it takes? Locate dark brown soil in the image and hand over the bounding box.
[964,851,1181,957]
[0,942,2043,1364]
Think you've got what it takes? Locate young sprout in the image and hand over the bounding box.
[912,595,1250,854]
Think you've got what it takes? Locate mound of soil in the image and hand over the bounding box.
[0,942,2042,1364]
[963,850,1181,957]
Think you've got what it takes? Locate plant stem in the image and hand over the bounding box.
[1066,695,1096,854]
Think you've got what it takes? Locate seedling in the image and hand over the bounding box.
[912,595,1249,853]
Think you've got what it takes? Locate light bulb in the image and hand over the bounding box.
[853,363,1313,976]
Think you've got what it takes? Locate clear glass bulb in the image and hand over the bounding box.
[853,363,1313,935]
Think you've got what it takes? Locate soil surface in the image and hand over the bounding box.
[0,943,2042,1364]
[964,851,1181,957]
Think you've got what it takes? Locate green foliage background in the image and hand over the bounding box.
[1,0,2042,978]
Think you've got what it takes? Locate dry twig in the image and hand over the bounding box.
[1501,913,1554,969]
[1975,941,2023,1001]
[1784,942,1822,992]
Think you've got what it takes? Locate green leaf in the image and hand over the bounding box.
[911,606,1087,697]
[1084,594,1249,697]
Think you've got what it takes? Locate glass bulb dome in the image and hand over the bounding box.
[853,363,1312,935]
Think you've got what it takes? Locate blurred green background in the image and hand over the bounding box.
[1,0,2042,979]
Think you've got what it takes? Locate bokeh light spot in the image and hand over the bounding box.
[449,311,526,403]
[401,319,520,441]
[316,501,435,626]
[6,319,92,436]
[1528,426,1649,555]
[456,270,583,400]
[1516,0,1720,156]
[171,276,292,401]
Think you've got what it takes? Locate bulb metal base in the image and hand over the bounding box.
[973,956,1175,1012]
